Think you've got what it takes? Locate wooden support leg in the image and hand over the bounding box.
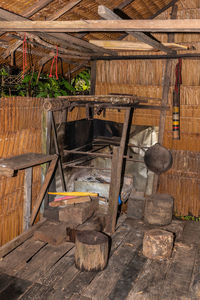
[108,107,132,233]
[30,156,58,225]
[51,111,66,191]
[23,167,33,231]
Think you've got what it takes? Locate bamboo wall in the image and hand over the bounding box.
[0,96,43,246]
[95,0,200,216]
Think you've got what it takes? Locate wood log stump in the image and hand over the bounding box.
[143,229,174,260]
[144,193,174,225]
[75,230,109,271]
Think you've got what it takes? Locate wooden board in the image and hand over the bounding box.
[0,218,47,258]
[33,222,67,245]
[0,20,200,32]
[0,153,57,171]
[0,238,46,276]
[15,242,74,283]
[0,276,32,300]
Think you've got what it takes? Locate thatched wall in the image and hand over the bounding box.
[95,0,200,216]
[0,96,43,245]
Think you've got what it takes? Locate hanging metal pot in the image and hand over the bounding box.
[144,143,173,174]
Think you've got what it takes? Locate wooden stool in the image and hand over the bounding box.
[0,153,58,229]
[144,193,174,225]
[143,229,174,260]
[75,230,109,271]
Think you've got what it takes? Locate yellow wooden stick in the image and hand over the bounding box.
[48,192,98,197]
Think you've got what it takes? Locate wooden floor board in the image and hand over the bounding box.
[18,283,53,300]
[0,276,32,300]
[39,247,75,286]
[0,217,200,300]
[0,238,46,276]
[15,242,74,283]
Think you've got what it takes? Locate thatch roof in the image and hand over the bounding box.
[0,0,188,76]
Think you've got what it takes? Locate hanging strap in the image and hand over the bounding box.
[175,58,182,94]
[22,33,27,79]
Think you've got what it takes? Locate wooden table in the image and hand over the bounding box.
[0,153,58,229]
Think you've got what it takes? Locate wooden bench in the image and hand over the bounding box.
[0,153,58,229]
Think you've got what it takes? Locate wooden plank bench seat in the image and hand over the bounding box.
[0,153,57,177]
[0,153,59,229]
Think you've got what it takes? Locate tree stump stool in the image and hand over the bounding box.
[144,193,174,225]
[143,229,174,260]
[75,230,109,271]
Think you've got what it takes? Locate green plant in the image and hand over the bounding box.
[0,68,91,98]
[174,212,200,222]
[71,69,90,93]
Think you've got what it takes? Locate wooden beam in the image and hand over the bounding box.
[64,63,88,77]
[98,5,175,54]
[22,0,53,18]
[0,0,53,58]
[9,33,92,58]
[48,0,82,20]
[89,40,188,51]
[30,156,58,225]
[0,8,114,60]
[0,19,197,33]
[117,0,136,10]
[3,1,85,59]
[92,53,200,60]
[150,0,179,19]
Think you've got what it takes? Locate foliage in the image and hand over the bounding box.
[174,212,200,222]
[71,70,90,93]
[0,69,90,98]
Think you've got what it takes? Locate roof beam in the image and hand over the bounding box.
[22,0,54,18]
[3,1,85,59]
[150,0,179,19]
[117,0,136,10]
[9,33,92,58]
[0,19,197,33]
[0,7,114,56]
[0,44,87,64]
[98,5,175,54]
[47,0,82,20]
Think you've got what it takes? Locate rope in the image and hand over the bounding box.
[49,45,59,80]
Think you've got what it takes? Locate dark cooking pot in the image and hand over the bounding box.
[144,143,173,174]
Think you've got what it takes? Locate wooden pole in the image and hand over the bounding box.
[90,60,96,95]
[51,111,66,191]
[23,167,33,230]
[108,108,132,233]
[30,156,58,225]
[153,5,177,193]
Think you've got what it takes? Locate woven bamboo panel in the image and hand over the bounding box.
[0,96,43,246]
[158,150,200,217]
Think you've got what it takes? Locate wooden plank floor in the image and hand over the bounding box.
[0,216,199,300]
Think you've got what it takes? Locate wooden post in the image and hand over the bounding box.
[30,156,58,225]
[90,60,96,95]
[108,107,132,233]
[51,111,66,191]
[23,167,33,231]
[153,5,178,193]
